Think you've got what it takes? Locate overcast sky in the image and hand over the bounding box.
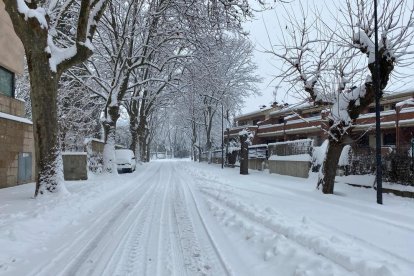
[240,0,414,114]
[241,1,316,113]
[241,7,282,114]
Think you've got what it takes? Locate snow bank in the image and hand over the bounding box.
[268,154,311,162]
[62,152,87,156]
[202,188,401,276]
[0,112,32,124]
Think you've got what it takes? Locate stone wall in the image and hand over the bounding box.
[248,159,267,171]
[268,160,311,178]
[0,113,35,188]
[0,94,25,116]
[62,153,88,181]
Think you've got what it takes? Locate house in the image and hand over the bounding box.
[0,1,35,188]
[226,91,414,153]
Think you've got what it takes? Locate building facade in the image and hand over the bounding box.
[226,91,414,154]
[0,1,35,188]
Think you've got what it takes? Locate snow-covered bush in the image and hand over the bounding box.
[311,140,328,172]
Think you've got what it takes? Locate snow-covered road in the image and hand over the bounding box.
[1,160,413,276]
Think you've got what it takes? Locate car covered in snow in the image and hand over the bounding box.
[115,149,136,173]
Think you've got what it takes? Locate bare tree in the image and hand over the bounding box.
[269,0,414,194]
[4,0,108,196]
[183,34,260,162]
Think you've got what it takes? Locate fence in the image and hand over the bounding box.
[347,144,414,186]
[199,138,414,185]
[248,144,268,159]
[267,139,313,178]
[268,139,313,156]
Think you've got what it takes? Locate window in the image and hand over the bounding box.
[308,111,320,117]
[383,133,396,146]
[0,66,14,97]
[368,106,384,113]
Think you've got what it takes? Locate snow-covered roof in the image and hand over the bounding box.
[269,101,315,117]
[258,126,320,137]
[234,106,277,120]
[0,111,32,124]
[383,88,414,98]
[396,98,414,108]
[248,144,268,148]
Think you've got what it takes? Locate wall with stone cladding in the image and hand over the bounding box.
[268,160,311,178]
[0,94,25,116]
[248,159,267,171]
[0,96,35,188]
[62,153,88,181]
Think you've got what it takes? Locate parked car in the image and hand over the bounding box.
[115,149,136,173]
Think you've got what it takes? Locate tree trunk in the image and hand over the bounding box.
[60,126,67,152]
[138,131,146,162]
[193,147,198,162]
[102,105,119,173]
[206,139,212,164]
[28,55,66,196]
[317,139,345,194]
[136,114,147,162]
[146,142,151,161]
[240,133,249,175]
[129,116,138,157]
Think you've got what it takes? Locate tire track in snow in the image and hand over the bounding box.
[173,167,231,276]
[167,187,187,276]
[110,165,165,276]
[172,183,212,275]
[144,166,171,276]
[63,168,161,276]
[104,183,158,276]
[32,164,163,276]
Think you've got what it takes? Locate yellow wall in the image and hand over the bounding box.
[0,0,24,74]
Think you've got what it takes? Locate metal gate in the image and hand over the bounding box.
[18,152,32,183]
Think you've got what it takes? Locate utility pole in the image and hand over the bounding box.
[221,103,224,169]
[374,0,383,204]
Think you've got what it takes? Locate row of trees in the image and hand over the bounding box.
[7,0,262,197]
[11,0,412,198]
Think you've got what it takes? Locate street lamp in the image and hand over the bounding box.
[201,94,224,169]
[374,0,383,204]
[221,102,224,169]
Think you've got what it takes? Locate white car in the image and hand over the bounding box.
[115,149,136,173]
